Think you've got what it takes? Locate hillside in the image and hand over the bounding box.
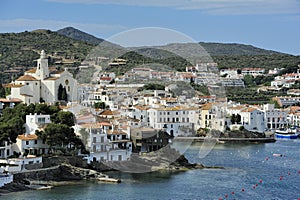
[0,27,299,84]
[57,27,104,45]
[0,29,94,83]
[199,42,283,56]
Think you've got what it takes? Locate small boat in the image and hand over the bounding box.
[98,176,121,183]
[275,128,300,139]
[273,153,283,157]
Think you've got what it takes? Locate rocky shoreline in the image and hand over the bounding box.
[0,147,223,195]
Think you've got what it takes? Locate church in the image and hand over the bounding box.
[8,50,78,104]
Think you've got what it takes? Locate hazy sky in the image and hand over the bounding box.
[0,0,299,55]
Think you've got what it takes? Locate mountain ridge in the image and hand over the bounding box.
[57,27,104,45]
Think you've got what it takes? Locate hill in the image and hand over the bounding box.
[57,27,104,45]
[0,29,94,83]
[0,27,299,84]
[199,42,283,56]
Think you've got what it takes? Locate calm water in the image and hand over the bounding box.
[2,140,300,200]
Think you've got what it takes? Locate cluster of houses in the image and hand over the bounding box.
[1,50,300,182]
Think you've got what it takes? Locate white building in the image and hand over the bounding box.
[241,68,265,77]
[11,113,50,156]
[78,123,132,163]
[263,104,288,130]
[8,50,78,104]
[148,106,199,137]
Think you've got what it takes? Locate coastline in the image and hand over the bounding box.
[0,147,222,195]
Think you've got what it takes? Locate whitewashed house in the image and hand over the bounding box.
[78,123,132,163]
[11,113,50,156]
[263,104,288,130]
[148,106,199,137]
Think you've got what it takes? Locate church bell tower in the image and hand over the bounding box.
[35,50,49,80]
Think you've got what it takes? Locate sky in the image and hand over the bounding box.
[0,0,299,55]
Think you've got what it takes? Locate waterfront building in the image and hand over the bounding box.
[148,105,199,137]
[263,104,288,130]
[130,127,172,153]
[78,122,132,163]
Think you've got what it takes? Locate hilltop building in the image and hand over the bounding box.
[7,50,78,104]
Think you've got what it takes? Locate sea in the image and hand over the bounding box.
[2,140,300,200]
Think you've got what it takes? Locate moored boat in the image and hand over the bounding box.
[275,128,300,139]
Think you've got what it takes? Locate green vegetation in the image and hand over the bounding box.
[0,103,83,154]
[199,42,282,56]
[0,84,5,98]
[139,83,165,91]
[191,83,210,95]
[93,101,106,109]
[103,50,191,76]
[225,87,286,104]
[0,103,60,143]
[0,29,94,83]
[213,54,299,71]
[231,114,241,124]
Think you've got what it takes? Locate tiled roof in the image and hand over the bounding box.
[17,134,38,141]
[241,107,257,112]
[99,110,114,116]
[25,68,37,73]
[0,98,22,103]
[16,75,38,81]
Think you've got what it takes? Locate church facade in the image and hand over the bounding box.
[8,50,78,104]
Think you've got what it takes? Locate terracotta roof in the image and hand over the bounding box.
[17,134,38,141]
[134,105,150,110]
[241,107,257,112]
[107,129,127,135]
[201,103,213,110]
[44,77,59,80]
[9,84,24,88]
[25,68,37,73]
[99,122,112,126]
[100,77,112,81]
[0,98,22,103]
[229,105,246,110]
[99,110,114,116]
[16,75,38,81]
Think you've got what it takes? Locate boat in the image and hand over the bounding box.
[275,128,300,139]
[98,176,121,183]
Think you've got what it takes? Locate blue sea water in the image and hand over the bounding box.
[2,140,300,200]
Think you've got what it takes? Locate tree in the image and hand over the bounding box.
[58,84,63,100]
[231,114,241,124]
[243,74,255,87]
[61,87,68,101]
[94,101,106,109]
[0,83,6,98]
[37,123,82,153]
[51,111,75,126]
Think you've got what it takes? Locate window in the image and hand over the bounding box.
[34,140,37,144]
[26,141,29,145]
[38,117,45,124]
